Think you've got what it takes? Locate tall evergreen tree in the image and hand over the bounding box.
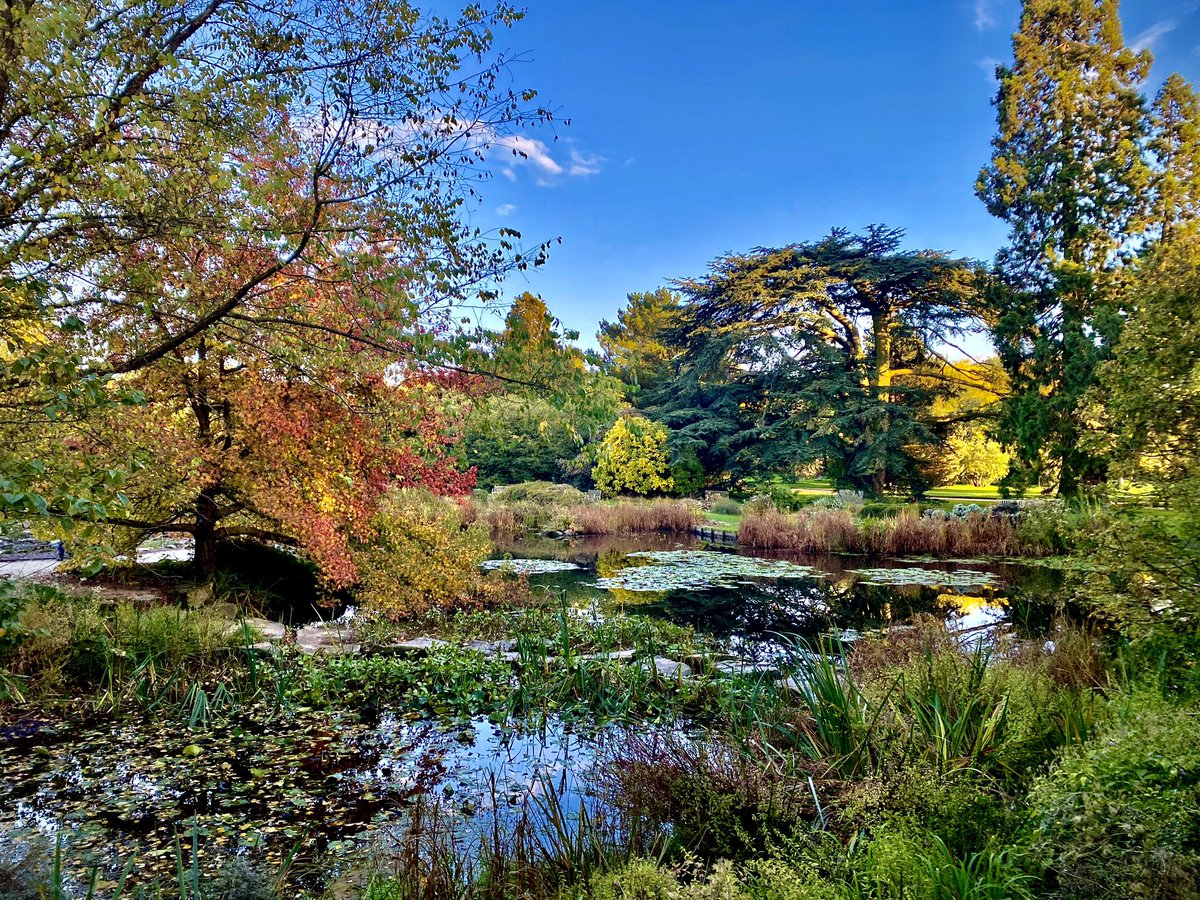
[1149,73,1200,243]
[597,288,683,395]
[976,0,1151,497]
[645,227,979,495]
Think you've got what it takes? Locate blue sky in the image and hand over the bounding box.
[471,0,1200,350]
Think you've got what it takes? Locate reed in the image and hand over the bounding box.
[567,500,703,535]
[738,507,1046,556]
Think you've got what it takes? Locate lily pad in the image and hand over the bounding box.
[592,550,816,593]
[481,558,583,575]
[847,566,999,588]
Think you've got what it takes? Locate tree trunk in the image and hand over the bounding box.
[871,310,894,496]
[193,490,219,580]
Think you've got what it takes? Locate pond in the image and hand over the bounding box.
[492,531,1062,651]
[0,533,1061,895]
[0,711,627,896]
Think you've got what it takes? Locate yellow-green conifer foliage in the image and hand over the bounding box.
[592,417,674,496]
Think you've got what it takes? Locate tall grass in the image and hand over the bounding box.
[783,640,881,778]
[568,500,703,535]
[902,646,1011,775]
[739,507,1047,556]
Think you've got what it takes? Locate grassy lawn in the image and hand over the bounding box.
[705,512,742,529]
[924,484,1042,500]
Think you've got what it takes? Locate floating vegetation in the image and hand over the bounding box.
[0,711,611,892]
[481,558,582,575]
[847,566,1000,588]
[592,550,817,593]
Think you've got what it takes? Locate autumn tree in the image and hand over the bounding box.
[61,151,490,583]
[0,0,552,555]
[976,0,1152,497]
[645,227,980,494]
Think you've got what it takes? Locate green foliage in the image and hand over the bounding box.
[645,226,979,495]
[944,427,1010,488]
[598,288,685,395]
[471,293,624,440]
[593,417,675,496]
[461,395,586,489]
[0,580,39,658]
[588,859,745,900]
[1079,229,1200,662]
[0,587,245,712]
[1026,696,1200,899]
[297,648,513,719]
[669,448,708,497]
[786,643,875,778]
[899,648,1011,777]
[352,490,493,619]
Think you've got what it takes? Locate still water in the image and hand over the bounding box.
[0,533,1059,894]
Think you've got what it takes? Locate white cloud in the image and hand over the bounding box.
[490,134,604,186]
[494,134,563,176]
[972,0,998,31]
[978,55,1002,84]
[496,203,517,216]
[1131,19,1176,51]
[567,148,603,177]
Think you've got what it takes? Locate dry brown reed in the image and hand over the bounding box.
[736,507,862,552]
[567,500,703,535]
[738,507,1045,557]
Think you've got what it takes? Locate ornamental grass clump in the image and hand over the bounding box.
[738,506,1047,556]
[568,499,703,535]
[737,507,861,552]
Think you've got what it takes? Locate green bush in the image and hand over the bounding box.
[710,498,743,516]
[670,448,708,497]
[1026,695,1200,898]
[589,859,748,900]
[491,481,588,506]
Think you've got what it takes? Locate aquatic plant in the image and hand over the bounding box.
[847,567,999,589]
[480,558,582,575]
[783,641,879,778]
[591,550,816,593]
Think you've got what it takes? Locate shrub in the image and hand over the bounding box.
[812,489,866,513]
[710,498,744,516]
[352,489,492,618]
[483,481,586,533]
[588,859,746,900]
[601,735,813,861]
[1025,696,1200,899]
[491,481,587,506]
[593,416,674,496]
[670,448,708,497]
